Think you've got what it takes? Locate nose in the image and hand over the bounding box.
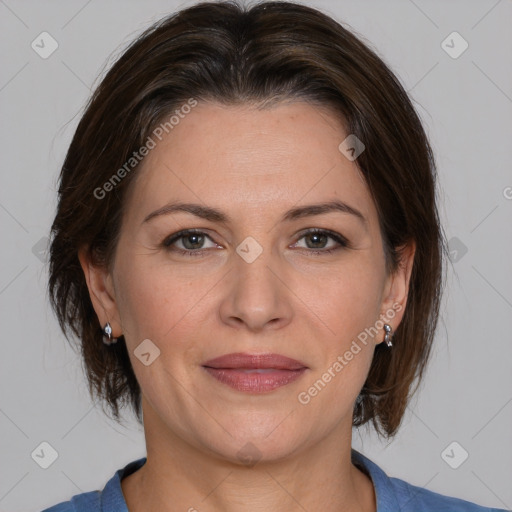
[218,242,294,332]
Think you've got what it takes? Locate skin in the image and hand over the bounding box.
[79,101,415,512]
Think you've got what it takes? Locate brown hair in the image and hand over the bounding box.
[48,0,447,438]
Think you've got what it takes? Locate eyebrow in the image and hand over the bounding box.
[142,200,367,227]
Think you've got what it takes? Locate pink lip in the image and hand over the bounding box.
[202,353,308,393]
[203,352,307,370]
[203,367,307,392]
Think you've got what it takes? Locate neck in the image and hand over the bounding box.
[122,405,376,512]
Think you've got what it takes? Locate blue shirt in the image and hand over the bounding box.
[41,449,507,511]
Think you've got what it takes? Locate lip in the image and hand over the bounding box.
[202,352,308,370]
[202,353,308,393]
[203,367,308,393]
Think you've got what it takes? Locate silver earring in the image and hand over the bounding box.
[383,324,393,347]
[102,322,118,345]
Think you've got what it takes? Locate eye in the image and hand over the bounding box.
[292,229,349,255]
[162,228,349,257]
[162,229,219,256]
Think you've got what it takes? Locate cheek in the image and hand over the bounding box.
[113,253,204,344]
[283,264,380,393]
[113,258,205,400]
[295,257,384,341]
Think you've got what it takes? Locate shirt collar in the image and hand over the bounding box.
[352,448,401,512]
[101,457,146,512]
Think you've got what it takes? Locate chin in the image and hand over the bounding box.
[219,436,304,467]
[199,415,309,466]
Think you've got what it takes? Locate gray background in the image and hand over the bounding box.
[0,0,511,510]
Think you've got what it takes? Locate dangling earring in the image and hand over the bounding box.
[102,322,119,345]
[383,324,393,347]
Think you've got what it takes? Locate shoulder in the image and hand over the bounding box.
[351,449,507,512]
[40,490,100,511]
[39,457,147,512]
[389,476,507,512]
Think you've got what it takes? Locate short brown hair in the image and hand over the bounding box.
[48,0,447,438]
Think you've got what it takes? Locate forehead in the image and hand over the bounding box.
[124,101,376,226]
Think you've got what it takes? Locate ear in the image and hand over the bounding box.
[78,245,122,338]
[378,240,416,339]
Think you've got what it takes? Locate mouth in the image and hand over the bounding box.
[202,352,308,370]
[202,353,308,393]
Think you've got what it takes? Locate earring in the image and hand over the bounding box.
[383,324,393,347]
[102,322,119,345]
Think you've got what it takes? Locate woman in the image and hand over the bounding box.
[43,1,506,511]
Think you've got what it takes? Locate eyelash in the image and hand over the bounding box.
[162,228,349,257]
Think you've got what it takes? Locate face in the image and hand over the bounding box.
[81,101,413,463]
